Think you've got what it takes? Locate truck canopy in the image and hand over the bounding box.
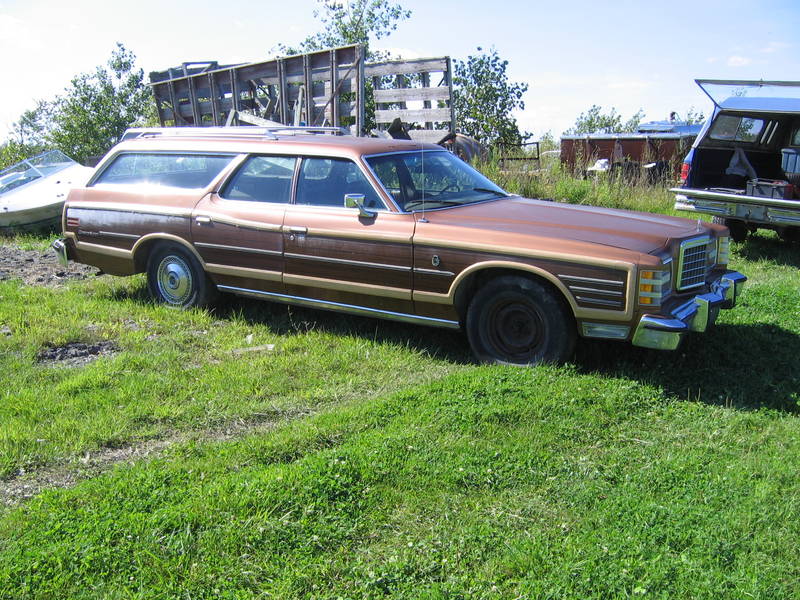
[697,79,800,113]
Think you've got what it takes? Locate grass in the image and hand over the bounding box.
[1,169,799,598]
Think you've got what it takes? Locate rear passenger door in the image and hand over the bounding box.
[191,155,295,295]
[282,156,415,315]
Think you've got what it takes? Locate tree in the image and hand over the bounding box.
[10,43,155,165]
[564,105,644,135]
[279,0,411,60]
[452,47,530,148]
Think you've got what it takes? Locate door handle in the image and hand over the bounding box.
[288,226,308,234]
[195,216,212,225]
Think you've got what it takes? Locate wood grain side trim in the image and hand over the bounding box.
[413,260,636,321]
[206,263,282,282]
[284,252,412,272]
[198,213,283,232]
[284,273,412,300]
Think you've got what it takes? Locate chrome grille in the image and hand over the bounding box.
[677,237,709,290]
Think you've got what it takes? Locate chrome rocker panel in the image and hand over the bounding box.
[632,271,746,350]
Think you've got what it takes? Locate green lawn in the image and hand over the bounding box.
[1,181,799,598]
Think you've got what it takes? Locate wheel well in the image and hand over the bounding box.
[453,267,574,324]
[133,239,165,273]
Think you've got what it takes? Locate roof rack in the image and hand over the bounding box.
[121,125,349,142]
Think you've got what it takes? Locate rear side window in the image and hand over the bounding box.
[220,155,296,203]
[295,157,385,208]
[93,153,235,189]
[709,115,764,143]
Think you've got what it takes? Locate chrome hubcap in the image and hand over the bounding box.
[156,255,193,305]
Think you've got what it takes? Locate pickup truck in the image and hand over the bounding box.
[673,79,800,242]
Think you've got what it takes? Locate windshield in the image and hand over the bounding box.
[0,150,76,197]
[366,150,508,212]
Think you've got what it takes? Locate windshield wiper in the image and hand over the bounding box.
[403,198,462,210]
[473,187,509,197]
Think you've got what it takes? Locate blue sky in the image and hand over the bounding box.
[0,0,797,140]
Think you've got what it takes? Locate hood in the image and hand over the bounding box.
[419,197,707,255]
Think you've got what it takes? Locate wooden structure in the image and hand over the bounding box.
[366,56,454,142]
[149,45,455,140]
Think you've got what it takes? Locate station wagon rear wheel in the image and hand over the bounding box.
[466,276,575,366]
[146,243,217,308]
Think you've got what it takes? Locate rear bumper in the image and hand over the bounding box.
[631,271,746,350]
[52,238,70,268]
[674,191,800,227]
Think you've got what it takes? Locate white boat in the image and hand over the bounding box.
[0,150,94,232]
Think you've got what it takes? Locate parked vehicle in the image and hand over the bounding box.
[54,127,745,365]
[673,79,800,242]
[561,119,702,182]
[0,150,94,232]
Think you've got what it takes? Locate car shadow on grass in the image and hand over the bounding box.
[735,234,800,268]
[214,294,474,364]
[110,284,797,411]
[576,322,800,413]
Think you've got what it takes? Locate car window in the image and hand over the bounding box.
[93,153,235,189]
[220,155,296,203]
[366,150,507,212]
[792,128,800,146]
[709,115,765,143]
[295,157,385,208]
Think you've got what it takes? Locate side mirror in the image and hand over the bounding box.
[344,193,376,219]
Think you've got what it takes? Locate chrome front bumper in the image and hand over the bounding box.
[52,239,69,268]
[631,271,747,350]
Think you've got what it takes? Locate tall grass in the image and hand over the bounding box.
[480,157,679,215]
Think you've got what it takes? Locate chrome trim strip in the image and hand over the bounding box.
[195,242,282,256]
[217,285,461,330]
[413,267,455,277]
[98,230,140,240]
[567,285,624,297]
[558,274,624,287]
[284,252,411,272]
[670,187,800,210]
[575,296,623,307]
[199,213,283,232]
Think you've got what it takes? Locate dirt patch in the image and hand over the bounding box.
[37,341,119,367]
[0,409,313,508]
[0,245,97,287]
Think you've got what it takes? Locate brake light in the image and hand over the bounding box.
[679,161,691,184]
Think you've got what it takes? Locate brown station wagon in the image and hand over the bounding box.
[54,127,746,365]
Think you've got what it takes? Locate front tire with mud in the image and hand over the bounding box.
[146,243,217,308]
[466,275,576,365]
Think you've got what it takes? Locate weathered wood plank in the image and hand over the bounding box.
[374,108,452,123]
[365,58,449,77]
[373,87,450,103]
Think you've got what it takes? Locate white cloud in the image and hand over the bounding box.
[760,41,790,54]
[706,56,719,64]
[727,55,752,67]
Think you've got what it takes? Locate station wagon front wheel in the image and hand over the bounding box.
[146,243,217,308]
[466,276,575,366]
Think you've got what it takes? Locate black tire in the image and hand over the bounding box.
[466,276,576,366]
[713,217,748,243]
[146,243,217,308]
